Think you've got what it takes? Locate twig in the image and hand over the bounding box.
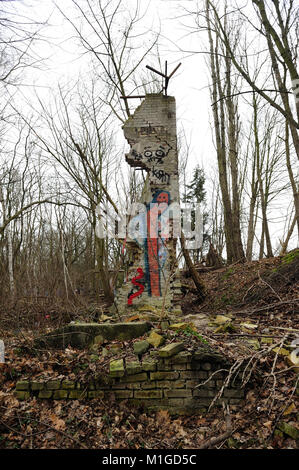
[199,403,232,449]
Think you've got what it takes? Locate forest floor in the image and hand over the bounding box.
[0,251,298,449]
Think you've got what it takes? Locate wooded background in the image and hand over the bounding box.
[0,0,298,307]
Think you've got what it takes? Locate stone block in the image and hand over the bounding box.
[109,359,125,377]
[158,342,184,358]
[134,340,150,356]
[147,331,165,348]
[126,361,142,375]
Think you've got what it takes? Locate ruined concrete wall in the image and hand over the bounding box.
[115,94,181,315]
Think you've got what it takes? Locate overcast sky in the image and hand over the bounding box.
[7,0,298,254]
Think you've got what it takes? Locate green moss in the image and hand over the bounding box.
[222,267,235,279]
[281,249,299,265]
[16,381,30,391]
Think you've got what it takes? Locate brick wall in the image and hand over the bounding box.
[15,348,246,415]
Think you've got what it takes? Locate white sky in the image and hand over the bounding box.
[6,0,298,255]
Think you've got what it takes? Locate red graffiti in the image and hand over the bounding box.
[146,191,170,296]
[128,267,145,305]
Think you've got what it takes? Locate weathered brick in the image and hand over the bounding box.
[180,371,208,379]
[164,389,192,398]
[171,363,187,370]
[150,371,179,381]
[134,390,163,399]
[46,380,61,390]
[157,380,185,389]
[157,361,172,371]
[16,381,30,391]
[109,359,125,377]
[201,363,212,371]
[69,390,87,399]
[31,382,44,391]
[115,390,133,399]
[120,373,148,383]
[142,360,157,372]
[193,389,216,398]
[165,352,192,364]
[126,361,142,375]
[16,391,30,400]
[61,380,76,390]
[38,390,53,399]
[88,390,104,399]
[53,390,68,399]
[158,343,184,358]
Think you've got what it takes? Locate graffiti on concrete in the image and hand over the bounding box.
[127,190,171,303]
[127,267,145,305]
[127,139,172,169]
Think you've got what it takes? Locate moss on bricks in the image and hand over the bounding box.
[150,371,179,381]
[114,390,133,399]
[16,381,30,391]
[134,340,150,356]
[53,390,69,399]
[109,359,125,377]
[158,342,184,358]
[69,390,87,399]
[16,391,30,400]
[165,352,192,364]
[62,380,76,390]
[134,390,163,399]
[142,360,157,371]
[193,389,216,398]
[180,371,208,379]
[31,382,45,391]
[126,361,142,375]
[120,373,148,383]
[277,422,299,440]
[38,390,53,399]
[46,380,61,390]
[88,390,104,399]
[164,389,192,398]
[158,380,185,389]
[147,331,165,348]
